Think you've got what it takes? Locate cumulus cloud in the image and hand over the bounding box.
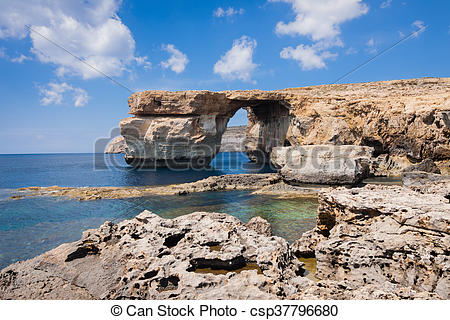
[412,20,426,38]
[213,36,258,82]
[161,44,189,73]
[270,0,368,70]
[270,0,368,41]
[39,82,89,107]
[280,44,337,70]
[0,0,147,80]
[380,0,392,9]
[213,7,245,17]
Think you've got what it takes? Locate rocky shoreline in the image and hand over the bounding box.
[11,173,323,201]
[2,172,448,299]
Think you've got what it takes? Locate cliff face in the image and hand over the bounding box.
[119,78,450,170]
[219,126,246,152]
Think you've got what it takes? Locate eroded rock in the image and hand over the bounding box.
[120,78,450,171]
[0,212,306,300]
[271,145,373,185]
[293,183,450,299]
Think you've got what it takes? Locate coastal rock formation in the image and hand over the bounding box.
[105,136,126,154]
[120,78,450,171]
[401,172,450,199]
[219,126,246,152]
[14,174,282,201]
[0,212,307,299]
[292,182,450,299]
[270,145,373,185]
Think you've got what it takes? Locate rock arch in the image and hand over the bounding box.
[119,91,291,168]
[119,78,450,172]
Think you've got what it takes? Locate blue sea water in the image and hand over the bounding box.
[0,153,275,188]
[0,153,318,269]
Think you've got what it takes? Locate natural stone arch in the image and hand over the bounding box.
[120,91,291,168]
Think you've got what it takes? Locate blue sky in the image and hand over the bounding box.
[0,0,448,153]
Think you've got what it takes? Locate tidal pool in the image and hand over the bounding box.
[0,190,318,269]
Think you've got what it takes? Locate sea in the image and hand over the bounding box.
[0,152,319,269]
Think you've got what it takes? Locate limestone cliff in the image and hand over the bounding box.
[219,126,246,152]
[119,78,450,170]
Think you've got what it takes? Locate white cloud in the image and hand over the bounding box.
[213,36,258,82]
[365,37,377,54]
[380,0,392,9]
[280,44,337,70]
[412,20,426,38]
[269,0,368,41]
[11,54,32,63]
[134,56,151,70]
[0,0,147,79]
[270,0,368,70]
[39,82,89,107]
[213,7,245,17]
[345,47,358,55]
[161,44,189,73]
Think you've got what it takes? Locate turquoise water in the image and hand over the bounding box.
[0,153,318,269]
[0,191,317,269]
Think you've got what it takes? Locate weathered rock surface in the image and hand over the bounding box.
[402,172,450,199]
[271,145,373,185]
[1,209,438,300]
[120,78,450,171]
[120,115,228,168]
[402,158,441,174]
[13,174,282,201]
[292,182,450,299]
[0,211,307,300]
[105,136,126,154]
[219,126,246,152]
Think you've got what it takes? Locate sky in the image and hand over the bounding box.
[0,0,448,154]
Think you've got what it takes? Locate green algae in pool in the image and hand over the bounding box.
[0,190,318,269]
[193,262,263,275]
[299,257,318,282]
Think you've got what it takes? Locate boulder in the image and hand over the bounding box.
[271,145,374,185]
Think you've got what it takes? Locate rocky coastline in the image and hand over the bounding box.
[118,78,450,172]
[2,171,448,299]
[2,78,449,300]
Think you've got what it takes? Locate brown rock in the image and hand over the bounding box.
[120,78,450,170]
